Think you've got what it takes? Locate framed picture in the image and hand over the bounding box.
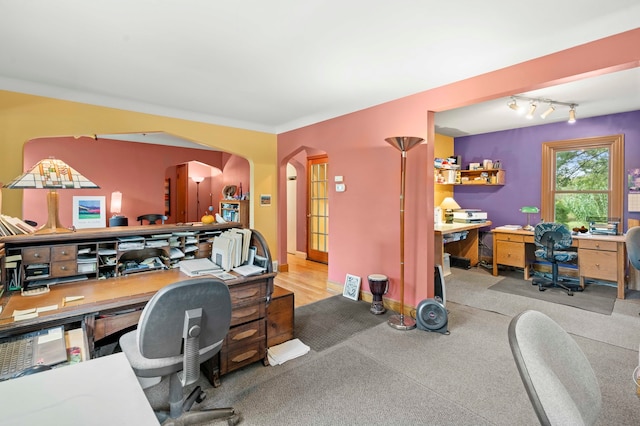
[343,274,361,301]
[260,194,271,206]
[72,196,106,229]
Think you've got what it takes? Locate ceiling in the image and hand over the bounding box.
[1,1,638,143]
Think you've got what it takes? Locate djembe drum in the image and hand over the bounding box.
[368,274,389,315]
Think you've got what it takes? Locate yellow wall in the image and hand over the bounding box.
[434,133,454,206]
[0,90,279,254]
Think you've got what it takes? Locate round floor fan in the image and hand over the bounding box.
[416,299,449,334]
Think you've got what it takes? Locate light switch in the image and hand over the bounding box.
[334,175,344,182]
[336,183,346,192]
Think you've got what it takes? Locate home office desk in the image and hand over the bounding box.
[0,352,158,425]
[492,228,627,299]
[434,221,492,268]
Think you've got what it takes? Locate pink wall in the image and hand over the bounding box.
[22,137,249,226]
[278,29,640,309]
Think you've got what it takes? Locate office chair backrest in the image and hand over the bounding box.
[137,278,232,360]
[625,226,640,270]
[137,214,167,225]
[534,222,573,250]
[508,310,601,426]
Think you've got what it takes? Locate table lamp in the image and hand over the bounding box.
[385,135,424,331]
[3,157,100,234]
[520,206,539,231]
[109,191,128,226]
[440,197,461,223]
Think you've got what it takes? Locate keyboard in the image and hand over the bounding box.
[0,334,34,380]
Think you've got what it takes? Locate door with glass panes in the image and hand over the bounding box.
[307,155,328,264]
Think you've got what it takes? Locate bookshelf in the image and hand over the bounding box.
[219,200,249,228]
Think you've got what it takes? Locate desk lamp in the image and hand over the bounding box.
[440,197,461,224]
[3,158,99,234]
[520,206,539,231]
[385,136,424,331]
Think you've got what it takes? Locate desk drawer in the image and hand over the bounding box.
[229,281,266,306]
[230,303,265,327]
[51,260,78,277]
[220,332,266,374]
[51,245,77,261]
[22,247,50,263]
[579,239,617,252]
[225,319,265,349]
[496,241,525,267]
[495,233,525,243]
[579,249,618,281]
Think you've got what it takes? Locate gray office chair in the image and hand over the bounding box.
[137,214,167,225]
[119,278,240,425]
[508,310,601,425]
[625,226,640,315]
[532,222,581,295]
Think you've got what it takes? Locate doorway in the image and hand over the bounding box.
[307,155,328,264]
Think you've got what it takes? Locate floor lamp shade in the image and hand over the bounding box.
[3,157,100,234]
[385,136,424,331]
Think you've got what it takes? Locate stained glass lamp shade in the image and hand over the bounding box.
[3,158,100,234]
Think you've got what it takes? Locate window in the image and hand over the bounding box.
[541,135,624,229]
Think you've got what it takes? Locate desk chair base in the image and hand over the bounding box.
[532,264,582,296]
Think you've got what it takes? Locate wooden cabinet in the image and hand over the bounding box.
[220,200,249,228]
[578,239,620,285]
[493,231,535,279]
[267,286,294,347]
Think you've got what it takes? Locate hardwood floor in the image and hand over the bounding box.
[274,254,336,308]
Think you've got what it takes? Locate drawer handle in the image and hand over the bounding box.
[595,264,600,268]
[60,266,67,270]
[235,289,259,299]
[232,329,258,341]
[231,350,258,363]
[34,253,40,258]
[61,251,67,255]
[232,307,259,319]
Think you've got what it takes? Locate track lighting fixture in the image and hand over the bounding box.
[508,97,521,113]
[540,104,555,119]
[508,95,578,123]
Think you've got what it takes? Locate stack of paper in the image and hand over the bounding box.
[179,258,222,277]
[267,339,310,366]
[211,228,253,271]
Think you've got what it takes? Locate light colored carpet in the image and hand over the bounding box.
[143,267,640,425]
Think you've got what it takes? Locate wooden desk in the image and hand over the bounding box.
[492,228,627,299]
[434,221,492,268]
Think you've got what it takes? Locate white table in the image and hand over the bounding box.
[0,352,158,425]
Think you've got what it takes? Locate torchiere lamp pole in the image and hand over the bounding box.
[385,136,424,331]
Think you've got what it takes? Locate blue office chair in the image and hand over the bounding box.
[509,310,601,425]
[531,222,581,296]
[119,278,240,425]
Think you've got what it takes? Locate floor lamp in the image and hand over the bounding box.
[385,136,424,331]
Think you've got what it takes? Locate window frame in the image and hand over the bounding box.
[541,134,624,224]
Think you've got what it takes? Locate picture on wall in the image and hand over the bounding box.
[73,196,106,229]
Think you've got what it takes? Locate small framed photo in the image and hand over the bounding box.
[260,194,271,206]
[72,196,106,229]
[343,274,361,301]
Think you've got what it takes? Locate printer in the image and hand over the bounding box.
[453,209,487,223]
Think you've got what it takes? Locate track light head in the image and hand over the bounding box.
[568,105,577,123]
[525,102,537,119]
[540,104,555,119]
[508,98,521,113]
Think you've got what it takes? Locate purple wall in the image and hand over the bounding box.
[453,110,640,231]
